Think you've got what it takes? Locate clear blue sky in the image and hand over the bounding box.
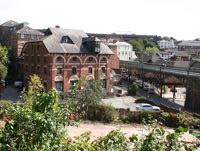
[1,0,200,40]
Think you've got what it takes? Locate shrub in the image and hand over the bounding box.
[135,97,148,103]
[0,100,12,118]
[86,104,119,123]
[94,129,130,151]
[128,83,138,96]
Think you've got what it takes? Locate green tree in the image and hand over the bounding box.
[80,79,102,107]
[146,47,159,54]
[0,45,9,80]
[129,39,145,54]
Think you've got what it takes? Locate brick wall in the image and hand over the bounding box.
[109,45,119,69]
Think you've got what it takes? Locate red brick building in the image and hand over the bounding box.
[0,20,44,81]
[21,27,113,92]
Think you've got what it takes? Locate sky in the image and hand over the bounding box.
[1,0,200,40]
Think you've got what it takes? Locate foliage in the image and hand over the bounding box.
[94,129,130,151]
[0,75,78,151]
[0,45,9,80]
[80,79,102,107]
[146,47,159,54]
[0,100,12,118]
[129,39,158,55]
[65,131,96,151]
[86,104,118,123]
[135,97,148,103]
[128,83,138,96]
[22,74,44,104]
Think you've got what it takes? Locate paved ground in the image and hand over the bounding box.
[68,121,199,143]
[102,96,138,111]
[0,86,21,103]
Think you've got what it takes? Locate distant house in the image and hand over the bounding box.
[108,41,137,61]
[178,40,200,57]
[21,27,113,92]
[157,50,175,61]
[157,39,175,49]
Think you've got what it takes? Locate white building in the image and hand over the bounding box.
[158,39,175,49]
[115,41,137,61]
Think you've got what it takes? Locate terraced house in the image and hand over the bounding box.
[21,27,113,92]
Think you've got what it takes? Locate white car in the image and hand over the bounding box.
[136,103,160,111]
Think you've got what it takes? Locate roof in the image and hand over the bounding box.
[172,61,191,68]
[174,51,190,57]
[1,20,18,27]
[179,40,200,47]
[16,26,44,35]
[33,28,113,54]
[115,41,131,46]
[136,53,165,64]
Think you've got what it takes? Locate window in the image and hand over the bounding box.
[118,52,120,56]
[37,56,40,62]
[56,56,64,63]
[44,82,47,88]
[72,57,77,62]
[21,34,24,39]
[102,79,106,88]
[88,57,93,62]
[125,51,127,55]
[44,56,47,63]
[88,67,93,74]
[37,66,40,73]
[72,67,77,75]
[70,80,78,88]
[44,67,47,75]
[101,66,106,74]
[31,65,34,72]
[55,81,63,91]
[25,65,28,72]
[122,51,124,55]
[57,67,62,75]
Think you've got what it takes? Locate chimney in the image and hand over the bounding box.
[55,25,60,28]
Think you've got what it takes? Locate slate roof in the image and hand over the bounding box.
[174,51,190,57]
[16,26,44,35]
[179,40,200,47]
[1,20,18,27]
[36,28,113,54]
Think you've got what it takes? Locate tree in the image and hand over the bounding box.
[129,39,159,55]
[80,79,102,107]
[0,45,9,80]
[146,47,159,54]
[0,75,78,150]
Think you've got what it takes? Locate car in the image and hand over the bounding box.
[135,80,143,88]
[14,81,23,88]
[143,83,150,91]
[136,103,160,111]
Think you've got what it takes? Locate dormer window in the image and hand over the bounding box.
[61,36,73,44]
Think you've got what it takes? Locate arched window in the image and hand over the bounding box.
[56,56,64,63]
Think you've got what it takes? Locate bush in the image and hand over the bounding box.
[0,100,12,118]
[128,83,138,96]
[135,97,148,103]
[94,129,130,151]
[86,104,119,123]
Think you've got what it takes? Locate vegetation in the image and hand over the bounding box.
[0,45,9,80]
[128,83,138,96]
[0,75,79,150]
[0,75,199,150]
[128,39,159,55]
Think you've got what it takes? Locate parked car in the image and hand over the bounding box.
[143,83,150,91]
[14,81,23,88]
[136,103,160,111]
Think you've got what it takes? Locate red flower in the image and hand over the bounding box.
[3,114,12,121]
[68,114,76,120]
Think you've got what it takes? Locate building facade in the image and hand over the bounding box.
[0,20,44,81]
[112,41,137,61]
[157,39,175,49]
[21,27,113,92]
[178,40,200,57]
